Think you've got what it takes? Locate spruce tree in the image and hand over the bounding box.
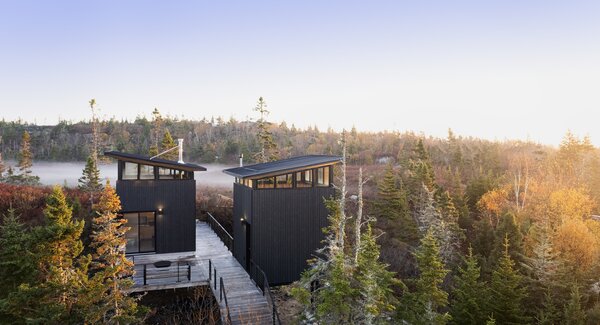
[160,129,178,160]
[490,235,528,325]
[398,229,450,325]
[79,155,103,205]
[0,208,36,299]
[374,163,418,243]
[87,182,143,323]
[149,107,162,156]
[2,186,90,323]
[355,223,401,324]
[13,131,39,185]
[253,97,278,162]
[450,247,489,325]
[563,284,586,325]
[0,153,6,180]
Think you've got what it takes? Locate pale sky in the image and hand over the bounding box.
[1,1,599,146]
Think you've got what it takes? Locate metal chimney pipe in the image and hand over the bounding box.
[178,139,184,164]
[239,153,243,167]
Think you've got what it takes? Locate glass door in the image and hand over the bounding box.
[124,212,156,254]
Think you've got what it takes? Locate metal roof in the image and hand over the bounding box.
[223,155,342,179]
[104,151,207,172]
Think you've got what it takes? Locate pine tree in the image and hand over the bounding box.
[355,223,401,324]
[490,235,528,325]
[253,97,278,162]
[0,153,6,179]
[87,182,143,323]
[79,155,103,205]
[563,284,586,325]
[18,131,33,175]
[450,247,489,325]
[149,107,163,156]
[12,131,40,185]
[0,208,36,297]
[398,229,450,325]
[374,163,418,243]
[2,186,90,323]
[89,99,99,164]
[160,129,178,160]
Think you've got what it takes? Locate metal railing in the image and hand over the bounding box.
[209,259,232,325]
[206,212,234,252]
[140,261,192,286]
[249,260,282,325]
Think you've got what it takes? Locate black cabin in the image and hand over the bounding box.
[224,155,341,285]
[104,151,206,255]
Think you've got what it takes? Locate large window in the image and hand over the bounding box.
[296,170,313,188]
[124,212,156,254]
[257,177,275,189]
[316,167,330,187]
[140,164,155,179]
[123,162,138,180]
[276,174,293,188]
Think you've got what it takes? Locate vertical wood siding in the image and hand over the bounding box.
[116,180,196,253]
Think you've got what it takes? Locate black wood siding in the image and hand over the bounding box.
[233,183,253,269]
[116,180,196,253]
[232,183,335,285]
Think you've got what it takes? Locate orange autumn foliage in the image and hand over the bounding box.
[554,219,599,275]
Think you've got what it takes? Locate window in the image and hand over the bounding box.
[244,179,253,188]
[317,167,330,187]
[140,164,155,179]
[123,162,138,180]
[257,177,275,189]
[124,212,156,253]
[296,170,313,188]
[276,174,293,188]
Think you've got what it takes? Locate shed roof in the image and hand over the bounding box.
[223,155,342,179]
[104,151,207,172]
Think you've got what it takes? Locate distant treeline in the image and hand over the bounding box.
[0,117,553,169]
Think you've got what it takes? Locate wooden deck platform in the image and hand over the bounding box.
[129,221,273,324]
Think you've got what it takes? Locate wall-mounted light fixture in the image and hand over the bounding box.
[241,216,248,224]
[157,208,164,216]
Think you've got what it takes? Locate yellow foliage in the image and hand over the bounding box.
[554,219,599,275]
[548,188,594,223]
[478,188,509,221]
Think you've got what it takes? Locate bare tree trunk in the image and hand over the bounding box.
[339,131,348,250]
[353,167,364,265]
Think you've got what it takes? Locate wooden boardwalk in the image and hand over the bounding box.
[129,221,273,324]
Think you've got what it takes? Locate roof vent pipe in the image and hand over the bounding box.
[178,139,184,164]
[239,153,243,167]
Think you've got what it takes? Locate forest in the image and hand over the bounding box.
[1,105,600,324]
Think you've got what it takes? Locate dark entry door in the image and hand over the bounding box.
[124,212,156,254]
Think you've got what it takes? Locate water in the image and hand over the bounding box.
[4,161,236,188]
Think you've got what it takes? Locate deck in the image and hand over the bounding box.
[129,221,273,324]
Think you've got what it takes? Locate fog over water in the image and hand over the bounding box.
[5,161,236,188]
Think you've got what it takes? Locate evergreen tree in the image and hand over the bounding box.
[450,247,489,325]
[563,284,586,325]
[374,163,418,243]
[253,97,278,162]
[0,153,6,180]
[149,107,162,156]
[89,99,100,164]
[355,223,400,324]
[398,229,450,325]
[0,208,36,301]
[2,186,90,323]
[79,155,103,205]
[407,138,436,193]
[87,182,143,323]
[489,235,528,325]
[536,288,560,325]
[160,129,178,160]
[10,131,40,185]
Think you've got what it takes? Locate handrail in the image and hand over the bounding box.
[209,259,232,324]
[206,212,234,252]
[140,260,192,286]
[249,260,281,325]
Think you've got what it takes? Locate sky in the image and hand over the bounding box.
[1,1,599,146]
